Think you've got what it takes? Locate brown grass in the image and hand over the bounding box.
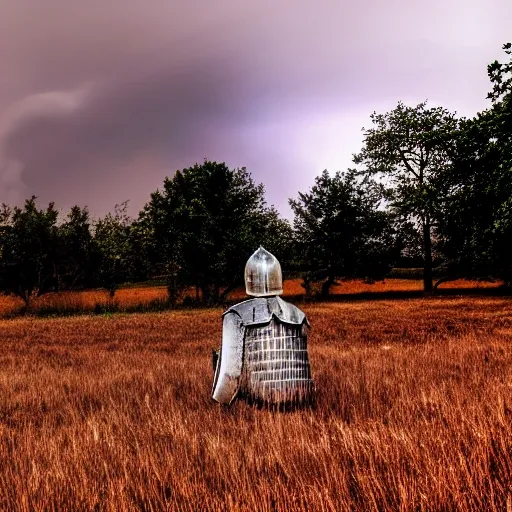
[0,278,502,318]
[281,277,501,297]
[177,277,501,303]
[1,296,512,510]
[0,286,170,317]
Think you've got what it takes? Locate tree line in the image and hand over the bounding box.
[0,43,510,308]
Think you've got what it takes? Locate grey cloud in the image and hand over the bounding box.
[0,0,511,216]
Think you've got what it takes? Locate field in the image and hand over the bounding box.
[0,277,502,317]
[1,292,512,510]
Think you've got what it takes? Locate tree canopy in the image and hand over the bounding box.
[139,160,292,304]
[93,201,133,298]
[290,169,399,296]
[0,197,59,308]
[438,43,512,284]
[354,101,459,292]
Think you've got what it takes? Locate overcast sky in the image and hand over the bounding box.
[0,0,511,219]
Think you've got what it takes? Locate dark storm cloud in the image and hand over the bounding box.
[2,54,256,202]
[0,0,511,216]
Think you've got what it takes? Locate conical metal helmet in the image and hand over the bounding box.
[245,247,283,297]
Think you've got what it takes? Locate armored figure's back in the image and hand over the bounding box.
[239,308,313,405]
[211,247,314,407]
[212,296,314,406]
[225,297,313,404]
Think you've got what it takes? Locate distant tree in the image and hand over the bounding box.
[0,197,59,309]
[140,160,291,305]
[124,217,153,284]
[56,205,95,290]
[253,206,295,272]
[438,43,512,284]
[290,169,399,297]
[353,101,459,293]
[93,201,132,298]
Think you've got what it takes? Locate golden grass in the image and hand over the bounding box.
[293,277,500,296]
[0,278,502,318]
[214,277,502,301]
[0,296,512,510]
[0,286,169,317]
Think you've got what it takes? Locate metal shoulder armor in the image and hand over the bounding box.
[211,311,244,404]
[225,296,309,327]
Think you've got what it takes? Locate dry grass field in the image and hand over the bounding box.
[1,295,512,510]
[0,277,502,317]
[0,286,171,318]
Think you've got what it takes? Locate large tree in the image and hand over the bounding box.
[354,101,459,293]
[139,160,292,305]
[0,197,59,309]
[290,169,399,297]
[439,43,512,284]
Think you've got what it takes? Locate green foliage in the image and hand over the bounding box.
[93,201,132,298]
[439,43,512,284]
[290,170,399,296]
[57,205,95,290]
[488,42,512,102]
[0,197,59,308]
[139,160,292,305]
[354,101,459,292]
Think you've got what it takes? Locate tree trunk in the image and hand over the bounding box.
[320,276,335,298]
[201,284,213,306]
[433,276,458,290]
[423,215,433,294]
[219,281,238,303]
[301,276,312,298]
[21,294,31,315]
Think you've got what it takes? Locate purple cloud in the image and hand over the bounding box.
[0,0,510,218]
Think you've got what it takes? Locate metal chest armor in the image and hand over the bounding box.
[211,296,314,405]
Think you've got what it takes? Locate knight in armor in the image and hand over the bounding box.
[211,247,314,407]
